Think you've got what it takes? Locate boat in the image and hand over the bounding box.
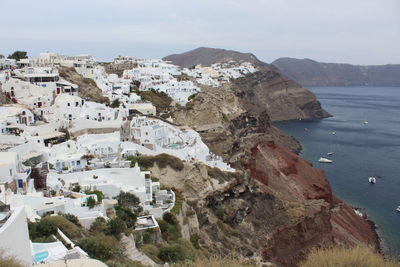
[368,177,377,184]
[363,121,369,124]
[332,131,336,135]
[396,206,400,212]
[327,152,334,156]
[318,157,333,163]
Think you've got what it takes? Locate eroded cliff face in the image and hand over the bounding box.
[232,66,331,122]
[169,73,379,266]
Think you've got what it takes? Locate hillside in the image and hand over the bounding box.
[170,78,379,266]
[272,58,400,86]
[165,47,330,121]
[163,47,266,68]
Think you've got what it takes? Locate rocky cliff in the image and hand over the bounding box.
[272,57,400,86]
[165,47,330,121]
[167,71,379,266]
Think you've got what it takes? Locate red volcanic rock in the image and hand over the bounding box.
[262,203,333,266]
[247,142,333,205]
[247,142,380,266]
[330,196,380,249]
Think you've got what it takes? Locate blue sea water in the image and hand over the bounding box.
[276,86,400,257]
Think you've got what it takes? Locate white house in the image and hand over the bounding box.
[0,205,33,266]
[0,105,35,128]
[47,166,153,204]
[0,152,28,188]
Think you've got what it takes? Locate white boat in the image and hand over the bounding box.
[396,206,400,213]
[368,177,376,184]
[318,157,333,163]
[332,131,336,135]
[327,152,334,156]
[363,121,369,124]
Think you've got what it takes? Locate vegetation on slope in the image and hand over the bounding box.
[127,153,184,171]
[137,212,199,264]
[135,88,174,109]
[300,246,400,267]
[27,191,145,265]
[58,66,110,104]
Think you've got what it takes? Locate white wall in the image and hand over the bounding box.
[0,207,33,266]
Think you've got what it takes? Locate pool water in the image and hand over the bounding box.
[34,251,49,263]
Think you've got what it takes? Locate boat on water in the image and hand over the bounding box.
[332,131,336,135]
[318,157,333,163]
[363,121,369,125]
[327,152,334,156]
[396,206,400,213]
[368,177,377,184]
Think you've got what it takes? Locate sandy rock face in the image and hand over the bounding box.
[233,67,331,121]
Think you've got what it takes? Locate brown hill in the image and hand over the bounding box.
[163,47,266,68]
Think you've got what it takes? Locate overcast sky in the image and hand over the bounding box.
[0,0,399,64]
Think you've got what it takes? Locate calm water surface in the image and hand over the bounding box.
[276,86,400,257]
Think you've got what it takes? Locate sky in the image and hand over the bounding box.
[0,0,399,65]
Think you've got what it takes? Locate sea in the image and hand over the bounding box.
[276,86,400,257]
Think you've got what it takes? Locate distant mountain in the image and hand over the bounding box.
[272,58,400,86]
[163,47,267,68]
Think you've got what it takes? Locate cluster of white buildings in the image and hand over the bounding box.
[183,61,258,88]
[0,51,240,266]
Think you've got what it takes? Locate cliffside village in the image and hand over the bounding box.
[0,52,258,266]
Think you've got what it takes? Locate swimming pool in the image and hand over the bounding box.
[34,251,49,263]
[167,144,179,149]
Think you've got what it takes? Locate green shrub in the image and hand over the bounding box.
[8,51,28,60]
[158,245,185,262]
[62,213,81,227]
[190,234,200,249]
[157,219,169,233]
[30,216,81,240]
[115,191,142,213]
[213,206,224,220]
[77,236,114,261]
[72,184,81,192]
[115,205,137,228]
[87,196,97,209]
[40,216,81,238]
[110,98,120,108]
[140,244,161,264]
[137,154,184,171]
[170,189,184,215]
[163,212,177,225]
[90,217,107,232]
[158,239,195,263]
[137,89,173,108]
[106,218,127,239]
[156,218,181,242]
[84,190,104,203]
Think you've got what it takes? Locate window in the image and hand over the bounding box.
[67,103,70,107]
[9,169,12,176]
